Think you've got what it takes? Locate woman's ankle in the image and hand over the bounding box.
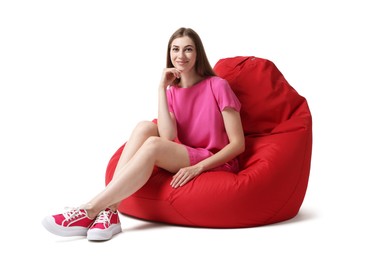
[108,204,118,212]
[80,203,99,219]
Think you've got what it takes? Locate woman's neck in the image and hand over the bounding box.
[179,71,204,88]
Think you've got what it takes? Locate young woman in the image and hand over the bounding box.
[42,27,245,241]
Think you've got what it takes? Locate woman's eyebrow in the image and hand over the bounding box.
[172,44,194,48]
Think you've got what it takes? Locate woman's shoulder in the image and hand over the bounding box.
[207,76,230,88]
[208,75,226,82]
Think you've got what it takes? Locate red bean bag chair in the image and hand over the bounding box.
[105,56,312,228]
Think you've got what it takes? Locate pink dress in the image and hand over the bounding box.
[166,76,241,172]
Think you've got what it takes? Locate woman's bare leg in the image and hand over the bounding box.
[84,136,190,219]
[99,121,158,211]
[113,121,159,177]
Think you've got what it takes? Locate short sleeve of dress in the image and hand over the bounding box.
[211,77,241,112]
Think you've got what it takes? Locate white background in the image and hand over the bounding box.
[1,0,376,259]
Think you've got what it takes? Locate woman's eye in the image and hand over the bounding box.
[172,47,179,52]
[185,47,193,52]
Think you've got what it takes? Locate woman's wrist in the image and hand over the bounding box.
[194,163,206,174]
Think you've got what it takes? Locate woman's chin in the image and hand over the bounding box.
[174,65,185,71]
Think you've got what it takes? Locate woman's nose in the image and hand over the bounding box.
[178,50,185,58]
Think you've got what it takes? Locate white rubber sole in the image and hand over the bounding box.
[87,224,122,241]
[42,216,88,237]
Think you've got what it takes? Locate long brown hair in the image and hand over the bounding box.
[166,27,216,85]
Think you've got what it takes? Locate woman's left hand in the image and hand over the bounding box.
[171,165,204,188]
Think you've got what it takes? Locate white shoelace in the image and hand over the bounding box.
[62,207,85,221]
[93,210,110,225]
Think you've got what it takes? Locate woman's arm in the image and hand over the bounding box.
[196,108,245,171]
[171,108,245,188]
[157,68,181,140]
[158,88,177,140]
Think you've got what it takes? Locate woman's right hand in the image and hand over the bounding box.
[160,68,181,89]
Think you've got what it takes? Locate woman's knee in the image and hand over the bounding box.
[133,121,158,137]
[143,136,161,147]
[141,136,167,155]
[141,136,189,172]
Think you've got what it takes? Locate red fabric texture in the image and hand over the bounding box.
[105,56,312,228]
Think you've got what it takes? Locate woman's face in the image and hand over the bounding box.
[170,36,197,74]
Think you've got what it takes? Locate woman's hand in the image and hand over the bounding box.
[170,165,204,188]
[160,68,181,89]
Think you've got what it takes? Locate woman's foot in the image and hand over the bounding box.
[87,208,122,241]
[42,207,95,237]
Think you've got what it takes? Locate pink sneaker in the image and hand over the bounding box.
[87,208,122,241]
[42,207,95,237]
